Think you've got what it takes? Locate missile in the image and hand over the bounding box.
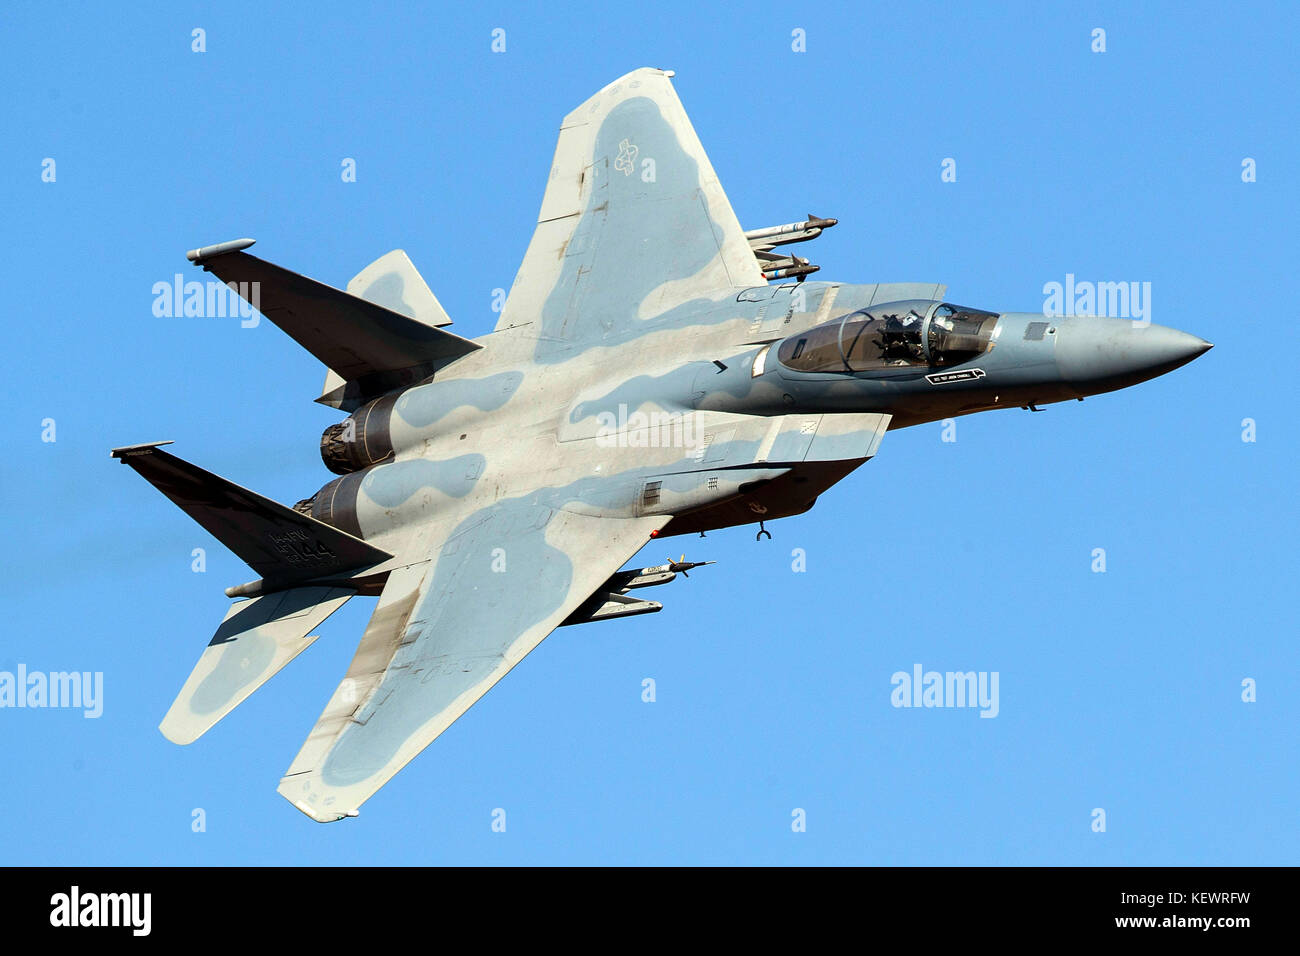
[743,215,838,243]
[561,556,716,627]
[762,264,820,281]
[755,253,811,273]
[607,556,716,590]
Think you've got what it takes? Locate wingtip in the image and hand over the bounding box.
[278,780,358,823]
[158,719,200,747]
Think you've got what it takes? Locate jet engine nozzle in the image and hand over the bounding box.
[320,393,397,474]
[293,471,366,538]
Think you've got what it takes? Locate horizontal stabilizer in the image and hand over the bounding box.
[186,241,480,392]
[161,586,354,745]
[111,442,392,588]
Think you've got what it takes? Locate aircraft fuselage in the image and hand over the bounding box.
[296,280,1210,549]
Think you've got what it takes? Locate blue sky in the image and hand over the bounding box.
[1,1,1295,864]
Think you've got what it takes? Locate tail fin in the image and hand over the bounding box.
[317,249,459,408]
[111,442,392,588]
[346,248,451,329]
[185,240,481,411]
[160,586,353,744]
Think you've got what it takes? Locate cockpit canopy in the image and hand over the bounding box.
[928,303,1000,367]
[776,300,999,373]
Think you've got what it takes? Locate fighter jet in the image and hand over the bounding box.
[113,68,1211,822]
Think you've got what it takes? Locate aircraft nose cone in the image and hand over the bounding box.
[1055,317,1212,390]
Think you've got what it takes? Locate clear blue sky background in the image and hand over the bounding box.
[2,1,1295,864]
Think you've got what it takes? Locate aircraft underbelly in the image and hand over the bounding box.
[658,459,866,538]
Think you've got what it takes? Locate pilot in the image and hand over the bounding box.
[881,313,925,364]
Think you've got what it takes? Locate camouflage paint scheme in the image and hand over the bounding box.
[114,68,1211,822]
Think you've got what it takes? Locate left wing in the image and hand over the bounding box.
[277,505,667,822]
[494,67,765,346]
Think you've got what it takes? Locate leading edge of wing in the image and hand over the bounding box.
[277,508,669,822]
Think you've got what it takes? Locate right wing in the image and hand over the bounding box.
[278,505,667,822]
[495,67,765,347]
